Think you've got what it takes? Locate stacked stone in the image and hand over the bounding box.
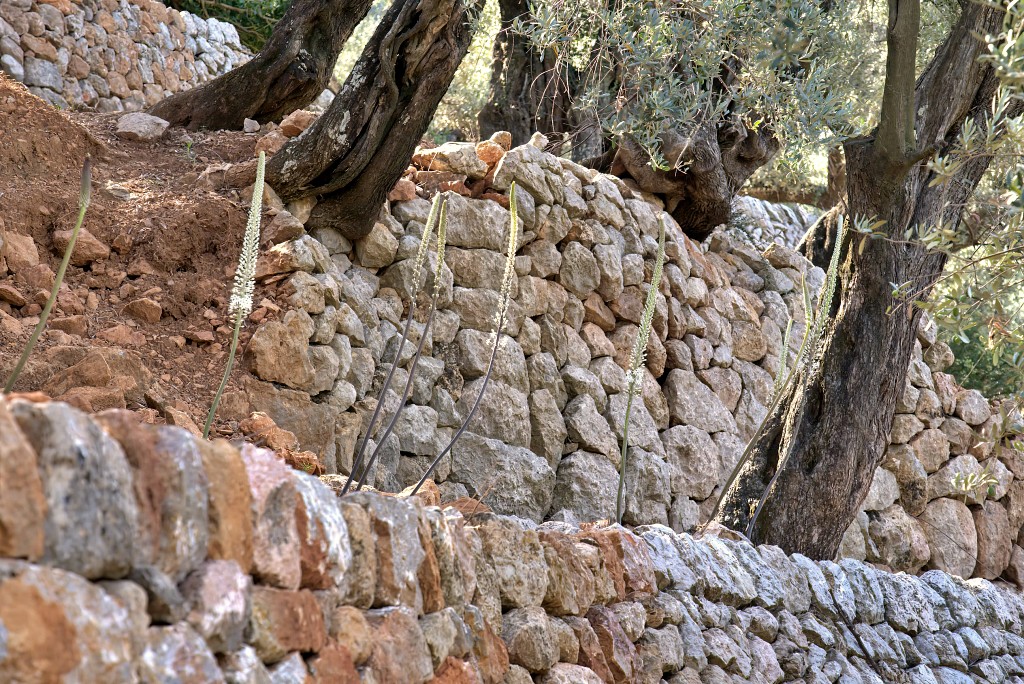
[238,125,1024,586]
[838,316,1024,584]
[0,0,248,111]
[728,195,820,250]
[3,396,1024,683]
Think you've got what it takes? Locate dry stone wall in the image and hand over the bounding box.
[0,0,249,111]
[234,127,1024,587]
[2,395,1024,683]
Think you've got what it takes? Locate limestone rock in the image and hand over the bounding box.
[474,515,549,609]
[0,561,136,682]
[115,112,170,141]
[181,560,251,654]
[973,500,1012,580]
[866,505,930,573]
[0,402,45,560]
[241,444,301,590]
[551,451,618,523]
[249,586,326,664]
[246,310,316,391]
[448,432,554,522]
[502,606,559,673]
[10,400,138,580]
[664,370,737,434]
[96,414,209,582]
[292,471,352,590]
[196,440,254,572]
[345,492,425,611]
[364,606,435,684]
[921,498,977,578]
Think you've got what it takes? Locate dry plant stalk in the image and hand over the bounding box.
[411,181,520,496]
[616,216,666,524]
[344,192,444,494]
[203,151,266,438]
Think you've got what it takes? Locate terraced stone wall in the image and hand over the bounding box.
[2,396,1023,683]
[0,0,249,111]
[229,127,1024,585]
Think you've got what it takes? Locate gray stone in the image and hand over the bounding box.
[921,498,977,578]
[10,401,138,580]
[137,623,224,683]
[181,560,251,654]
[529,389,567,468]
[559,242,601,298]
[474,515,549,608]
[503,606,559,673]
[455,378,531,448]
[551,451,618,522]
[664,370,737,433]
[115,112,170,141]
[448,432,554,522]
[23,56,61,89]
[662,425,719,500]
[565,395,619,464]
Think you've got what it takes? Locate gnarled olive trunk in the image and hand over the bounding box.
[265,0,484,239]
[477,0,576,148]
[150,0,373,129]
[714,0,1015,559]
[611,119,781,241]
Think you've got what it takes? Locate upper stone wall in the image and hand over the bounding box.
[221,124,1024,588]
[2,394,1023,683]
[0,0,248,111]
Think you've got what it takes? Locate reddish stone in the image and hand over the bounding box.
[432,657,484,683]
[365,607,434,683]
[475,141,505,167]
[418,513,445,613]
[196,440,254,573]
[96,324,146,346]
[123,297,162,324]
[329,606,372,664]
[52,228,110,265]
[59,386,126,412]
[41,351,112,397]
[48,315,88,336]
[539,531,596,617]
[577,527,656,600]
[242,444,299,587]
[307,642,359,683]
[2,232,39,274]
[388,178,417,202]
[0,283,27,306]
[0,402,46,560]
[16,263,56,290]
[463,608,509,684]
[0,562,135,682]
[280,110,318,137]
[563,616,614,684]
[249,586,326,663]
[585,606,641,684]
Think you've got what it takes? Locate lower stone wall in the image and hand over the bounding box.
[1,395,1023,683]
[0,0,248,111]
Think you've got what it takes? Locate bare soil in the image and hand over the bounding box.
[0,74,280,432]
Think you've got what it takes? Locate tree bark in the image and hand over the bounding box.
[265,0,485,239]
[150,0,373,130]
[610,118,781,241]
[477,0,578,149]
[713,0,1016,559]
